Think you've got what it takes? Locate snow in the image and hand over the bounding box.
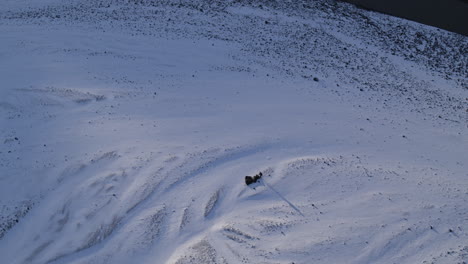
[0,0,467,264]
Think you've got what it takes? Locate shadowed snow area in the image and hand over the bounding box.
[0,0,467,264]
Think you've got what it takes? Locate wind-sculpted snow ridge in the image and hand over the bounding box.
[4,139,465,264]
[166,155,467,264]
[16,87,105,105]
[0,0,467,263]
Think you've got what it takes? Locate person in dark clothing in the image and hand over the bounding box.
[245,172,262,186]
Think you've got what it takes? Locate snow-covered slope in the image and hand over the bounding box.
[0,0,467,263]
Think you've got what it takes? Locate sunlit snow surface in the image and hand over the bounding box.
[0,1,467,263]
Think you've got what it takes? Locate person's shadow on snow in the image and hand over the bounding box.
[244,172,304,216]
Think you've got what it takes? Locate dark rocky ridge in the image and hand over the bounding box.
[341,0,468,36]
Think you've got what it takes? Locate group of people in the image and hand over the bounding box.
[245,172,263,186]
